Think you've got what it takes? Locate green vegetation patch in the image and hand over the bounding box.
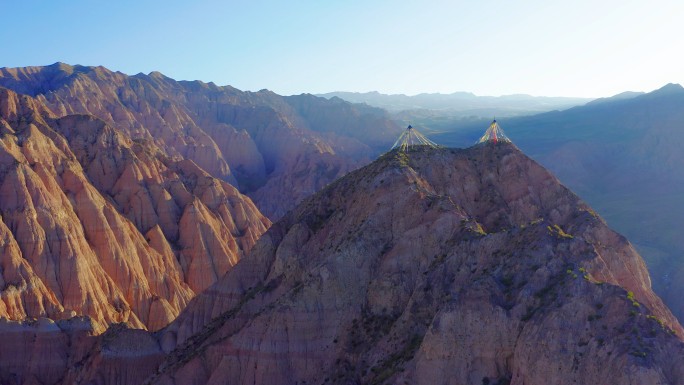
[547,224,574,239]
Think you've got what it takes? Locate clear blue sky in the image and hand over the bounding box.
[4,0,683,97]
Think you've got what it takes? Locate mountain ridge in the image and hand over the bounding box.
[0,63,402,219]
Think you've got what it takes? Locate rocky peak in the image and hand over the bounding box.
[138,143,684,385]
[655,82,684,93]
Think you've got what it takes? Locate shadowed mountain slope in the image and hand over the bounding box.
[147,143,683,385]
[17,143,680,385]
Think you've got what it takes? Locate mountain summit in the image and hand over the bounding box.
[30,143,680,385]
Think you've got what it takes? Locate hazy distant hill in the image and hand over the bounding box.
[585,91,645,106]
[432,83,684,321]
[318,90,594,118]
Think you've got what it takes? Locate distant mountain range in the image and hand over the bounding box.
[317,90,596,118]
[432,83,684,321]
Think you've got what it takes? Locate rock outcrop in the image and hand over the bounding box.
[0,318,166,385]
[12,143,680,385]
[0,86,269,332]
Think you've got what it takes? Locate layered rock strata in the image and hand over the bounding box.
[0,87,269,332]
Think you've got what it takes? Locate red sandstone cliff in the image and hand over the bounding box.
[0,87,269,333]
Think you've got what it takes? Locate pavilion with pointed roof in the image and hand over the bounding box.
[477,119,512,144]
[391,125,439,152]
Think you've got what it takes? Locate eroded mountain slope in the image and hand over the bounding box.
[0,87,269,332]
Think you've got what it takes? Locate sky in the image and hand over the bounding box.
[4,0,684,97]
